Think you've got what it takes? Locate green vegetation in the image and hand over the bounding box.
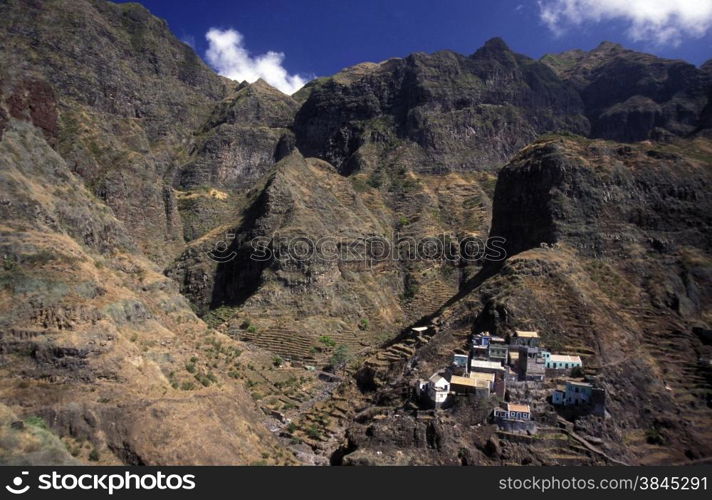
[2,255,16,271]
[367,171,384,189]
[330,344,349,367]
[396,216,410,229]
[194,371,217,387]
[350,177,370,193]
[24,415,48,430]
[318,335,336,348]
[203,305,237,329]
[646,427,666,445]
[306,425,322,440]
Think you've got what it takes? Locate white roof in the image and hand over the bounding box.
[470,359,505,371]
[412,326,429,332]
[549,354,582,364]
[429,373,448,388]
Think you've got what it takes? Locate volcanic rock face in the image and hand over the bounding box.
[1,0,711,466]
[490,138,712,258]
[175,80,300,241]
[542,42,712,141]
[294,38,589,174]
[0,0,229,263]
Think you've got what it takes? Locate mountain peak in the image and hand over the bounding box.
[471,37,516,63]
[472,37,513,57]
[482,37,510,51]
[593,41,624,53]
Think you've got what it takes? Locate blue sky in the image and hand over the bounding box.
[122,0,712,93]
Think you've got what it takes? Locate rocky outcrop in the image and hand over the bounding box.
[0,404,79,465]
[175,80,299,241]
[490,136,712,258]
[295,38,588,174]
[542,42,712,142]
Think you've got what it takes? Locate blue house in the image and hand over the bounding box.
[452,353,469,370]
[472,332,491,347]
[552,381,593,405]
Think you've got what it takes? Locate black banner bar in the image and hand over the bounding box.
[0,466,710,499]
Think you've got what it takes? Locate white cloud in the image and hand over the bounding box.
[538,0,712,45]
[204,28,308,94]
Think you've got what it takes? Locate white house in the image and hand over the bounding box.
[542,353,583,370]
[469,371,496,398]
[470,359,506,374]
[493,403,531,421]
[426,373,450,405]
[472,332,492,346]
[566,381,592,404]
[552,381,605,415]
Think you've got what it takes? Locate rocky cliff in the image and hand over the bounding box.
[0,0,290,465]
[0,0,229,263]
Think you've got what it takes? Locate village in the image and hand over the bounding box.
[416,328,606,435]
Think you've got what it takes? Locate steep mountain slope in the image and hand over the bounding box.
[0,116,291,464]
[169,151,404,362]
[338,135,712,465]
[175,79,299,241]
[0,0,293,465]
[0,0,229,263]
